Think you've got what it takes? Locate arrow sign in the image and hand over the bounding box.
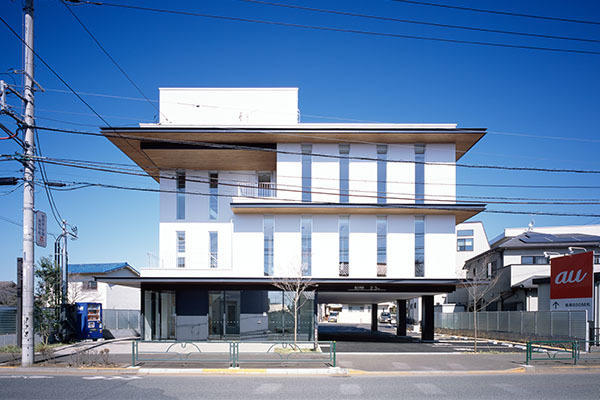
[552,301,559,310]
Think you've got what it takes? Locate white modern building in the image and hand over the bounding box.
[100,88,486,341]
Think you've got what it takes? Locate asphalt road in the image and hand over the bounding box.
[1,372,599,400]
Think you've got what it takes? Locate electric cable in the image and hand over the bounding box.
[65,1,600,55]
[239,0,600,44]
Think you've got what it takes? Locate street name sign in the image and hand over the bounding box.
[550,251,593,317]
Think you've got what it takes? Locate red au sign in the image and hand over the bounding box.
[550,251,593,300]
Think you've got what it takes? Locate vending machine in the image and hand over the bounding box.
[76,302,103,340]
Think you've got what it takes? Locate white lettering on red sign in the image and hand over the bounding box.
[554,269,588,285]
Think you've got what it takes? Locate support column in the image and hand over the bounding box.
[371,303,378,331]
[396,299,407,336]
[421,295,434,341]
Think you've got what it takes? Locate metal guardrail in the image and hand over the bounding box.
[526,340,578,365]
[131,340,336,368]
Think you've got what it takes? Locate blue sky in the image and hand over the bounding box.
[0,0,599,282]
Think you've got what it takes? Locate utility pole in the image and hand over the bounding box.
[21,0,35,367]
[61,220,68,304]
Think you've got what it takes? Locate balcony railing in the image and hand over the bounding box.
[237,182,277,198]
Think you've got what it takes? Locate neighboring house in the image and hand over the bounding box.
[462,226,600,312]
[99,87,486,341]
[68,262,140,310]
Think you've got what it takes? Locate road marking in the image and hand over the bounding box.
[82,376,141,381]
[392,362,409,370]
[254,384,281,394]
[414,383,443,395]
[492,383,524,394]
[339,383,362,395]
[0,375,53,379]
[447,362,464,369]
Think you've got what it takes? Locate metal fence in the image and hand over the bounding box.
[103,309,140,330]
[131,340,336,368]
[0,307,16,335]
[435,310,588,340]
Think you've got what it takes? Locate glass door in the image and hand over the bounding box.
[208,291,240,339]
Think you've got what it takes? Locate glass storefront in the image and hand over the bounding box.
[143,290,176,340]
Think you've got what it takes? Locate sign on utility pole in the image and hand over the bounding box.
[35,210,47,248]
[550,251,594,318]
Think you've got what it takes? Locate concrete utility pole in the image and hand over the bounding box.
[21,0,35,367]
[61,220,68,304]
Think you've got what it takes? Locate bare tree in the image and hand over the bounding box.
[463,256,503,353]
[271,262,314,344]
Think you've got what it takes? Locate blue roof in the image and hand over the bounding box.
[68,262,138,275]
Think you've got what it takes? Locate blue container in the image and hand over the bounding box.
[76,302,103,340]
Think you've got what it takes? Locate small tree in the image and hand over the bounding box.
[463,257,502,353]
[34,257,62,345]
[272,263,313,344]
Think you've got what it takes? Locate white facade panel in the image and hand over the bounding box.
[424,215,456,278]
[312,144,339,203]
[312,215,339,278]
[232,214,264,277]
[388,215,414,278]
[387,144,414,203]
[424,143,455,203]
[276,144,302,202]
[349,145,377,203]
[349,215,377,277]
[274,215,301,275]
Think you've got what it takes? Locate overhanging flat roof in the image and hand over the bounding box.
[231,202,485,224]
[100,125,486,181]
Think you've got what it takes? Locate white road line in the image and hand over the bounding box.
[392,362,409,370]
[414,383,443,395]
[82,376,141,381]
[0,375,53,379]
[492,383,525,395]
[339,383,362,395]
[254,383,282,394]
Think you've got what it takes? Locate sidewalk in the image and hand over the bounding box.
[2,336,600,376]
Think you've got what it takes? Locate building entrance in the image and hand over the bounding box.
[208,291,240,339]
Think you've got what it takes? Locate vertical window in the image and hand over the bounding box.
[415,144,425,204]
[301,216,312,276]
[176,171,185,219]
[415,216,425,277]
[176,231,185,252]
[209,231,218,268]
[377,216,387,277]
[339,216,349,277]
[209,172,218,220]
[264,215,274,276]
[339,144,350,203]
[301,144,312,202]
[176,231,185,268]
[377,145,387,204]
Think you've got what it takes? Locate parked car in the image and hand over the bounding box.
[328,311,339,322]
[379,311,392,323]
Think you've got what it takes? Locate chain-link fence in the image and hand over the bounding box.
[103,309,140,330]
[435,310,588,340]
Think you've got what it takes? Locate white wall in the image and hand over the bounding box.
[387,216,414,278]
[276,144,302,202]
[158,88,298,125]
[425,215,456,278]
[387,144,414,203]
[312,144,339,202]
[349,145,377,203]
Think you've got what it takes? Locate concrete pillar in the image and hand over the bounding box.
[396,299,407,336]
[421,295,434,341]
[371,303,378,331]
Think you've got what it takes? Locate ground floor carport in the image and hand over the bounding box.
[98,277,458,342]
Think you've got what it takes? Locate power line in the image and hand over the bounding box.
[34,129,64,225]
[32,124,600,174]
[17,152,600,191]
[61,1,169,122]
[390,0,600,26]
[36,177,600,218]
[239,0,600,43]
[68,1,600,55]
[24,156,600,206]
[0,14,160,172]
